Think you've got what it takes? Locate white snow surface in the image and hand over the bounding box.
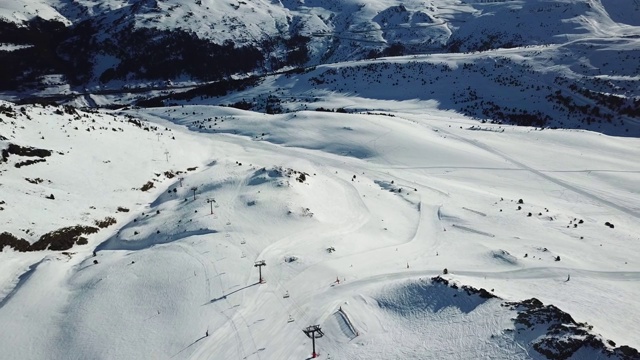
[0,1,639,358]
[0,0,70,24]
[0,43,34,51]
[1,96,639,359]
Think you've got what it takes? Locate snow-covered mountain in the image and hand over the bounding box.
[1,0,639,91]
[1,0,640,359]
[136,37,640,136]
[2,0,638,135]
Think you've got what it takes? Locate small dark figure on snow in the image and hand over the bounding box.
[443,268,448,275]
[206,330,209,337]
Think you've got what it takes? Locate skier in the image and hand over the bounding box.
[566,274,570,282]
[206,330,209,337]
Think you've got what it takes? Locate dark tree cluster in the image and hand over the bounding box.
[0,16,311,92]
[137,76,261,107]
[1,143,51,163]
[0,226,99,252]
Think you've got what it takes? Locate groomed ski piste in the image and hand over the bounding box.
[1,97,639,359]
[1,0,640,357]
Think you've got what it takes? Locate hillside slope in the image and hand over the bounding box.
[1,1,639,358]
[1,100,639,359]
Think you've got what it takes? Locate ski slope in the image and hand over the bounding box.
[1,0,639,358]
[1,98,640,359]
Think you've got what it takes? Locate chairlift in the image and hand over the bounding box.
[287,315,295,323]
[283,290,290,298]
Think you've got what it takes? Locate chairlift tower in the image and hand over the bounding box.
[206,198,216,214]
[254,260,266,283]
[303,325,324,358]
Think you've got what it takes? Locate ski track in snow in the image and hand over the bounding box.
[2,101,640,358]
[1,99,640,358]
[430,123,640,220]
[1,0,640,357]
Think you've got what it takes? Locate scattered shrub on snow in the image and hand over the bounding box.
[1,143,51,163]
[0,232,31,252]
[30,225,99,251]
[504,298,640,359]
[15,158,47,168]
[140,181,154,192]
[25,177,45,184]
[94,216,116,228]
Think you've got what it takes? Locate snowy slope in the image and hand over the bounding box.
[1,99,639,359]
[1,0,639,359]
[146,34,640,136]
[0,100,216,315]
[0,0,70,24]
